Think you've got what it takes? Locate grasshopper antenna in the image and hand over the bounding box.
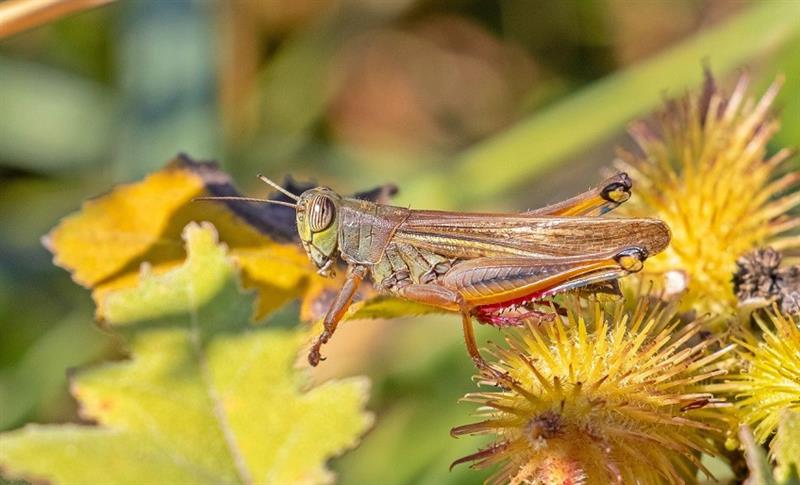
[193,196,297,209]
[257,174,301,201]
[194,174,301,208]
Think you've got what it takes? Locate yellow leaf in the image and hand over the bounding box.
[45,155,313,320]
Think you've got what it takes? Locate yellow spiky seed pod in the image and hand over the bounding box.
[727,309,800,446]
[452,297,733,485]
[616,72,799,316]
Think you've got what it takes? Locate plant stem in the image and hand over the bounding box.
[0,0,114,39]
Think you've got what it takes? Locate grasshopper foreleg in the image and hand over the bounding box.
[308,264,367,366]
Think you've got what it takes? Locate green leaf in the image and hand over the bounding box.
[347,296,444,321]
[775,410,800,485]
[741,426,778,485]
[0,223,373,484]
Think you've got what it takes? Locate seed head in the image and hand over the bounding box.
[616,71,799,315]
[732,248,800,315]
[728,309,800,446]
[452,298,732,484]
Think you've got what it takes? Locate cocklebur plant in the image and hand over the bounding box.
[615,71,800,471]
[456,73,800,484]
[615,72,800,478]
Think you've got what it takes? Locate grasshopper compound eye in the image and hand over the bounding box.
[308,194,335,232]
[615,247,647,273]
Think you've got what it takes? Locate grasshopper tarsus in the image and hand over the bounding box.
[307,344,325,366]
[460,310,516,388]
[307,331,331,366]
[471,355,517,389]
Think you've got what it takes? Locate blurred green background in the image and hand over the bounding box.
[1,1,799,483]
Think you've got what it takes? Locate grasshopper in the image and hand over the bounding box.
[201,173,669,372]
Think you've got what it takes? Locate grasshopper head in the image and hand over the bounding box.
[296,187,342,277]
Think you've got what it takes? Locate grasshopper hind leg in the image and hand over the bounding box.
[461,310,519,389]
[459,308,485,368]
[523,172,632,217]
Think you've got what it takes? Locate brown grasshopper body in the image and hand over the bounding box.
[204,173,670,371]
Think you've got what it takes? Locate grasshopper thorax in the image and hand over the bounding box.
[296,187,342,277]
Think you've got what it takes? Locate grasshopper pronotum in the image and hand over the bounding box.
[201,173,670,373]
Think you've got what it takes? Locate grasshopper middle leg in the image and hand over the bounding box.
[395,284,506,381]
